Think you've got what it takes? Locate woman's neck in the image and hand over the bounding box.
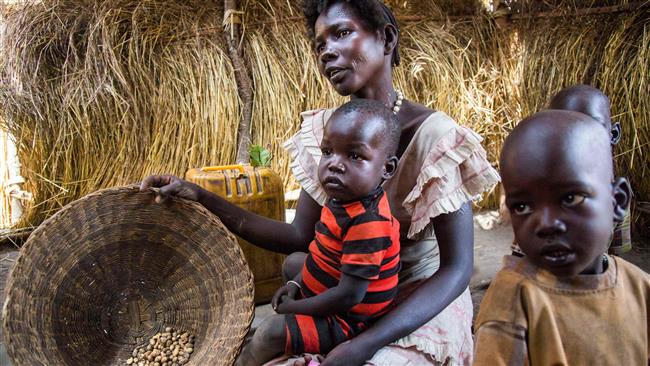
[350,66,395,107]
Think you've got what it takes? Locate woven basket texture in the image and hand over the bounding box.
[2,186,254,365]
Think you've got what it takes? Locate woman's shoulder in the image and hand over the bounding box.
[418,111,459,135]
[406,109,477,157]
[399,107,500,238]
[281,108,337,207]
[289,107,336,143]
[407,100,456,125]
[299,108,336,126]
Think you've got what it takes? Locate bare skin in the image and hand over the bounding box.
[141,2,475,365]
[237,103,399,365]
[547,84,622,145]
[500,111,631,277]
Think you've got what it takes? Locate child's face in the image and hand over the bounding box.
[502,116,622,277]
[318,112,394,202]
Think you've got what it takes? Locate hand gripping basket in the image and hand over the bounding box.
[2,186,254,365]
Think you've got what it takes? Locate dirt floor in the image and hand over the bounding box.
[0,216,648,366]
[0,245,19,366]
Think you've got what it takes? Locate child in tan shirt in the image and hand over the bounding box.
[474,109,649,365]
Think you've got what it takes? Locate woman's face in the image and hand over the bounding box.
[313,2,387,96]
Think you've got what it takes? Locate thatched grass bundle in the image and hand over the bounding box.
[0,0,648,231]
[1,0,241,227]
[513,8,650,228]
[243,24,344,190]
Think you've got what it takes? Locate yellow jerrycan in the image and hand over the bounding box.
[185,164,286,304]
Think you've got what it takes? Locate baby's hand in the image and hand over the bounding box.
[275,297,297,314]
[272,283,299,313]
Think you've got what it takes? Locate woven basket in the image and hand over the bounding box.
[2,186,254,366]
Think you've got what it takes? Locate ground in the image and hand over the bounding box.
[0,245,19,366]
[0,217,648,365]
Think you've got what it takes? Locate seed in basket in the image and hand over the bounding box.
[126,327,195,366]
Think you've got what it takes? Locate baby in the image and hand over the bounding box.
[236,99,401,365]
[474,109,649,364]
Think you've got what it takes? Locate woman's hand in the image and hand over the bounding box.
[272,282,300,313]
[140,174,203,203]
[289,354,325,366]
[322,338,375,366]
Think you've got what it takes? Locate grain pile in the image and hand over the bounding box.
[126,327,195,366]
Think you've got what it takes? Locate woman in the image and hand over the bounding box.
[141,1,499,364]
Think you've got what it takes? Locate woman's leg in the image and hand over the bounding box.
[236,314,286,366]
[282,252,307,282]
[365,288,474,366]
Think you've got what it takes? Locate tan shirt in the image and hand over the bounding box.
[474,255,650,365]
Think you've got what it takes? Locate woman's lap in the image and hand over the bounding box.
[365,287,473,365]
[264,288,473,366]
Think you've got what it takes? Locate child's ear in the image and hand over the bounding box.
[382,156,399,180]
[381,24,398,56]
[610,122,622,145]
[612,177,632,222]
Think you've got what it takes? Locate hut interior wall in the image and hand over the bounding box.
[0,0,648,233]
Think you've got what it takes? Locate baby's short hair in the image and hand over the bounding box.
[501,110,613,176]
[332,99,401,156]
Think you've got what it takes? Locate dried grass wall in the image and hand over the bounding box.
[1,0,241,227]
[514,9,650,230]
[0,0,648,231]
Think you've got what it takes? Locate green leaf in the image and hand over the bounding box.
[249,145,273,167]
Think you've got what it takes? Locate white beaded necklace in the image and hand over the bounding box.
[392,89,404,115]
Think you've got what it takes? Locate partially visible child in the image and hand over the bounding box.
[548,84,631,255]
[510,84,631,256]
[474,109,649,365]
[235,99,401,365]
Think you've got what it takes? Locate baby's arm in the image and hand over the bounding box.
[276,210,391,316]
[276,273,368,316]
[474,321,530,366]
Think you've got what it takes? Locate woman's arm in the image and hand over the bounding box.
[198,187,322,254]
[322,202,474,366]
[141,175,321,254]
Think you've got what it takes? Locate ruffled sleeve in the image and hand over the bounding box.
[402,119,500,239]
[282,108,334,206]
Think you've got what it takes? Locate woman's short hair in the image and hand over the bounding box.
[302,0,401,66]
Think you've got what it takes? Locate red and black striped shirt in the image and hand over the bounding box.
[300,187,400,324]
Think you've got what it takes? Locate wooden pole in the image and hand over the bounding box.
[224,0,253,164]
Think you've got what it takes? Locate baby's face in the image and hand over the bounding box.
[318,113,389,202]
[502,119,616,276]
